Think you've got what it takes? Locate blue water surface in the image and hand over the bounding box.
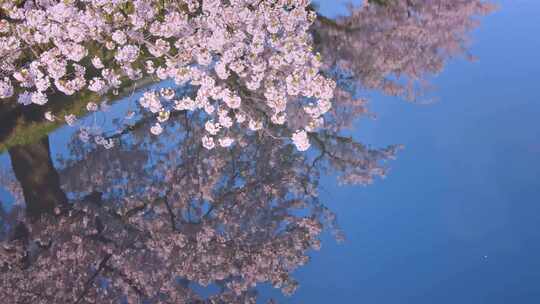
[271,0,540,303]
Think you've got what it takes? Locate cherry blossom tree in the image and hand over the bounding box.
[0,0,336,150]
[0,1,493,303]
[0,0,494,150]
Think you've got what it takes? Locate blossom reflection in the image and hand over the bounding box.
[0,0,493,303]
[1,107,398,303]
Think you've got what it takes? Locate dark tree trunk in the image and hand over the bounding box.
[8,136,67,218]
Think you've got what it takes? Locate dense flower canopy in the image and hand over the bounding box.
[0,0,337,151]
[0,0,494,151]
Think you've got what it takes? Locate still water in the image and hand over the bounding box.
[1,0,539,303]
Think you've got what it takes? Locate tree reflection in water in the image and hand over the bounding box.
[0,1,493,303]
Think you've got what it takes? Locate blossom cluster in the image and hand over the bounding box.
[0,0,336,151]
